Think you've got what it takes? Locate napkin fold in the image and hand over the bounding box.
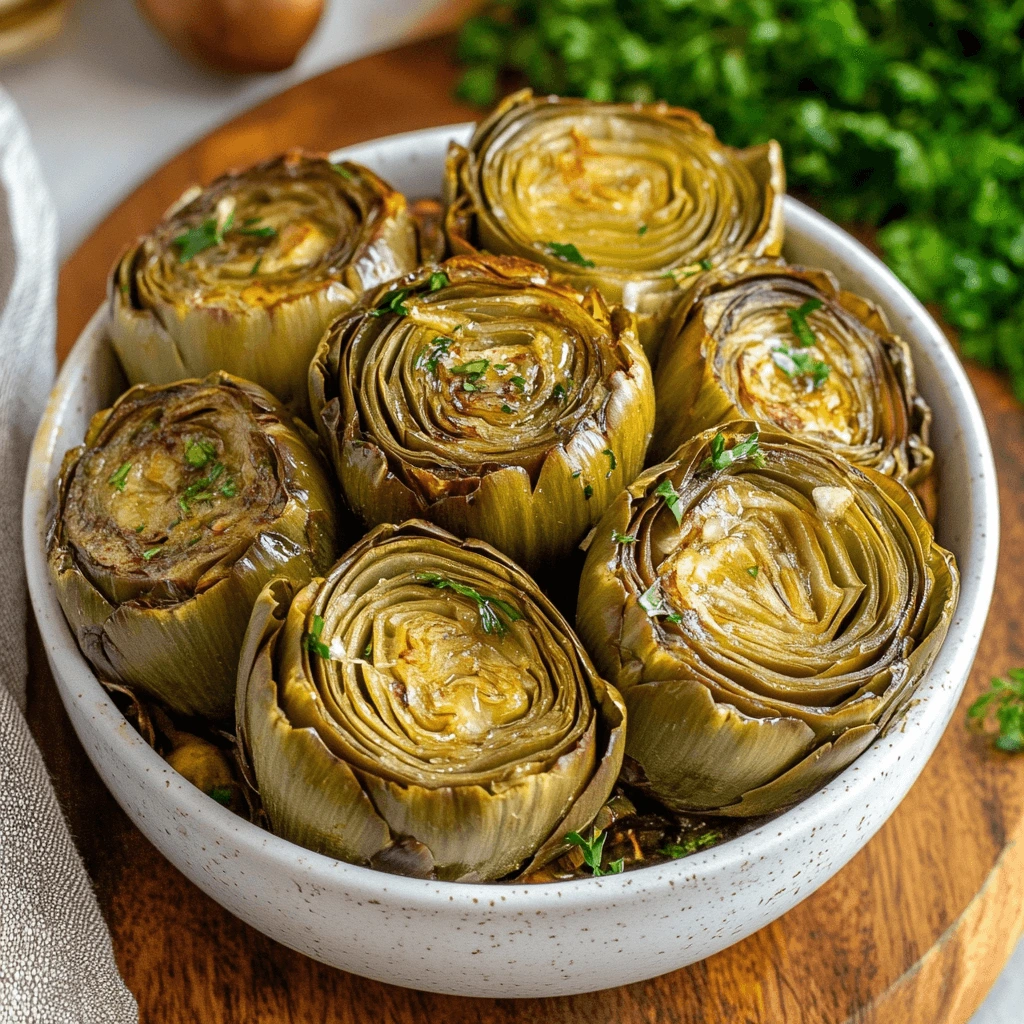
[0,89,136,1024]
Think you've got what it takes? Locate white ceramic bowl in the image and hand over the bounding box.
[24,124,999,998]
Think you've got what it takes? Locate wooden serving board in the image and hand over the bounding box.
[35,33,1024,1024]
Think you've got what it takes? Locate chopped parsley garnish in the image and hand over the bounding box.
[701,431,767,472]
[653,479,683,524]
[747,565,759,578]
[187,534,203,547]
[501,404,513,413]
[416,337,453,374]
[787,298,824,348]
[565,830,623,877]
[370,287,411,317]
[772,345,830,388]
[363,638,373,659]
[134,523,145,533]
[544,241,595,268]
[639,582,673,620]
[142,546,163,561]
[302,614,331,660]
[108,461,131,492]
[968,669,1024,753]
[451,358,489,391]
[612,531,636,544]
[250,257,262,276]
[602,448,617,476]
[180,462,227,509]
[414,572,522,637]
[638,224,648,236]
[220,479,238,498]
[207,785,233,806]
[428,271,449,291]
[510,375,527,392]
[331,163,354,181]
[699,259,713,271]
[237,223,276,238]
[172,210,234,263]
[494,363,508,371]
[183,438,216,469]
[583,484,594,500]
[571,471,581,479]
[661,832,719,858]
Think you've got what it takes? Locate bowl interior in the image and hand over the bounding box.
[24,123,999,911]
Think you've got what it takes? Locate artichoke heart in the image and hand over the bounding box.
[309,253,655,572]
[651,258,934,486]
[444,89,784,356]
[576,424,958,817]
[109,151,418,414]
[47,372,338,719]
[236,520,626,881]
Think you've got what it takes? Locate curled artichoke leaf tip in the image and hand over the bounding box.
[309,253,655,573]
[236,519,626,881]
[47,371,338,719]
[443,89,785,357]
[651,257,934,490]
[108,150,418,415]
[576,422,958,818]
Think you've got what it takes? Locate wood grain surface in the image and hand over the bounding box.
[34,32,1024,1024]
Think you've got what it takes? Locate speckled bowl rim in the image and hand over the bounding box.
[23,123,999,919]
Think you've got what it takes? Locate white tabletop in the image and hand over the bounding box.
[2,1,1021,1018]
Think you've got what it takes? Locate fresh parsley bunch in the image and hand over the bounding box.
[457,0,1024,397]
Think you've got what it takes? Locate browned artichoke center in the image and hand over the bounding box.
[64,383,285,601]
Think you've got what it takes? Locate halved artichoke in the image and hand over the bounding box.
[577,424,958,817]
[109,151,418,414]
[444,89,785,354]
[236,519,626,881]
[309,254,655,572]
[650,258,934,486]
[48,372,337,719]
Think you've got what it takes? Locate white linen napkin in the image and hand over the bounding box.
[0,88,136,1024]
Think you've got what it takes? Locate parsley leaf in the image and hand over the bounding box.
[172,208,234,263]
[416,336,453,374]
[331,163,354,181]
[370,287,411,318]
[653,479,682,524]
[772,345,831,388]
[302,614,331,660]
[747,565,759,578]
[565,829,620,877]
[701,431,767,472]
[183,438,216,469]
[544,241,595,268]
[613,531,636,544]
[429,271,450,291]
[142,546,162,561]
[787,299,824,348]
[968,669,1024,752]
[602,448,617,476]
[414,572,522,636]
[108,461,131,492]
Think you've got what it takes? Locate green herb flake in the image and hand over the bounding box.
[701,431,767,472]
[787,298,824,348]
[612,531,636,544]
[414,572,522,637]
[565,830,619,877]
[968,669,1024,752]
[208,785,233,806]
[416,336,453,374]
[772,345,831,388]
[237,224,276,238]
[661,832,719,859]
[699,259,713,271]
[602,448,617,477]
[638,224,648,236]
[501,404,513,413]
[363,638,373,659]
[653,479,683,524]
[183,438,216,469]
[494,363,508,371]
[331,163,354,181]
[544,241,595,268]
[747,565,759,578]
[220,479,238,498]
[172,209,234,263]
[510,375,526,392]
[552,383,567,402]
[370,287,411,318]
[250,257,262,276]
[142,546,163,561]
[302,614,331,660]
[134,523,145,533]
[428,271,450,291]
[571,471,581,479]
[108,462,132,492]
[451,359,490,376]
[583,484,594,500]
